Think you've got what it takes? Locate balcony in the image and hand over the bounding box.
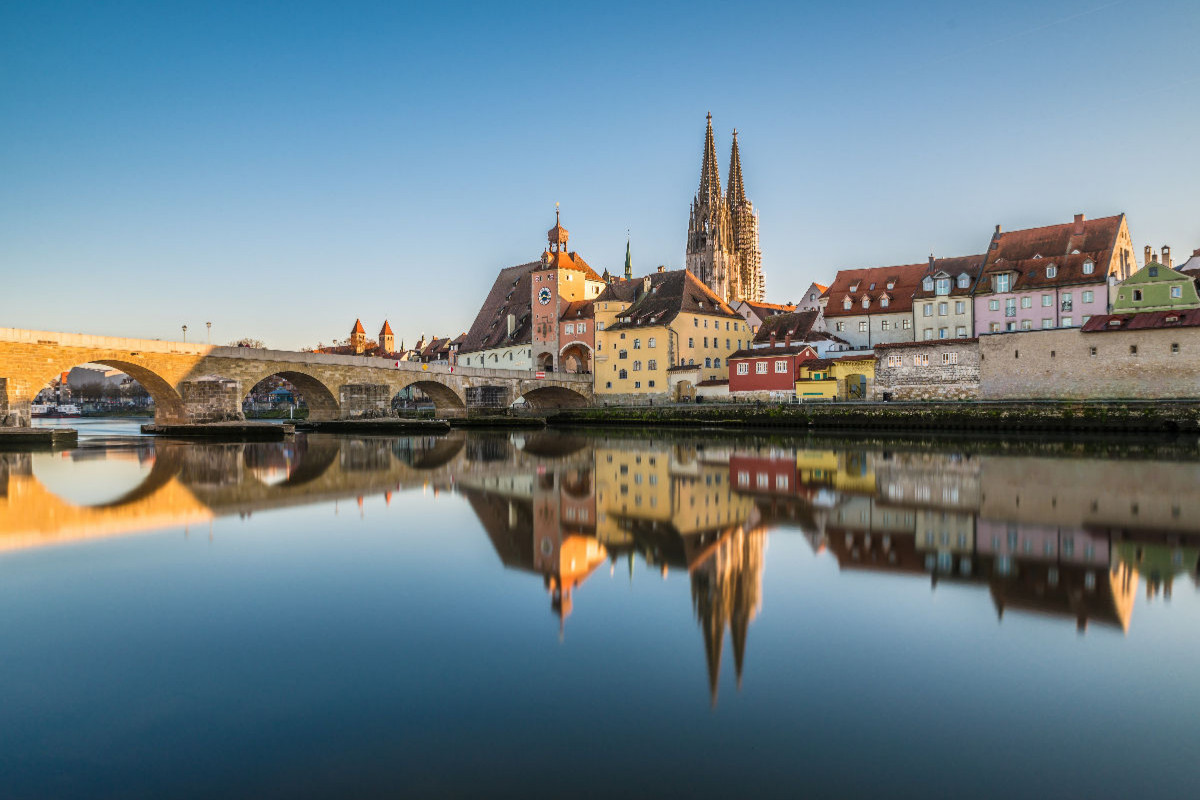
[1061,301,1073,312]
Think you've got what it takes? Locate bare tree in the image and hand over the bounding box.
[228,337,267,349]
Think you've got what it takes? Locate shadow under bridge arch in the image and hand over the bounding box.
[394,379,467,417]
[242,370,341,421]
[518,384,590,410]
[42,359,188,425]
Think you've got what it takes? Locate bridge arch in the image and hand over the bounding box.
[517,382,590,410]
[39,358,188,424]
[238,369,341,421]
[393,378,467,417]
[559,342,592,374]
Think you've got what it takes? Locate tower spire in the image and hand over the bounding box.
[624,232,632,280]
[727,128,746,205]
[698,112,722,204]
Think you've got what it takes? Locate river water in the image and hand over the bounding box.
[3,420,1199,798]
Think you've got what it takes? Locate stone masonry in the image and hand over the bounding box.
[874,338,981,401]
[0,328,592,426]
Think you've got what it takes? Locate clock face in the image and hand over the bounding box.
[538,287,552,305]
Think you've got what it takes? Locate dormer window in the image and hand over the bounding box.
[922,277,934,292]
[1071,249,1081,254]
[881,296,890,308]
[886,281,895,290]
[995,274,1011,293]
[1032,253,1043,260]
[935,277,950,295]
[843,298,852,310]
[869,282,876,290]
[1082,259,1095,275]
[1046,264,1058,278]
[957,273,970,288]
[861,296,870,309]
[849,283,859,292]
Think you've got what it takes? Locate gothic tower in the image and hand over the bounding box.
[685,113,735,302]
[727,130,764,303]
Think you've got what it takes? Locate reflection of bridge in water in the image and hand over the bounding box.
[5,433,1200,703]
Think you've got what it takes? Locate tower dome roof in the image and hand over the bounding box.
[547,207,569,248]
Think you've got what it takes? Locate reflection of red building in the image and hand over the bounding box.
[729,455,800,498]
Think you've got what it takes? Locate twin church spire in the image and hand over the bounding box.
[686,114,764,304]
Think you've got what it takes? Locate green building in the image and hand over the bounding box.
[1112,245,1200,314]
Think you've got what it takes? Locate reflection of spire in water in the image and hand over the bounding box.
[690,526,767,705]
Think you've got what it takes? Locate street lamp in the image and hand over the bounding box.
[206,322,212,344]
[182,324,188,342]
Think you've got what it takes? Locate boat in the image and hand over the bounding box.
[31,404,83,418]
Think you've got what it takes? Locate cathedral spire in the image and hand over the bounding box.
[624,234,633,280]
[698,112,722,204]
[727,129,746,206]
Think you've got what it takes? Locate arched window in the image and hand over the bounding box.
[958,273,970,288]
[1046,264,1058,278]
[619,369,627,379]
[705,357,712,368]
[633,360,642,371]
[714,357,721,367]
[1082,259,1095,275]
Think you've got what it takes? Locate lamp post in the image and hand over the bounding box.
[182,325,188,343]
[206,322,212,344]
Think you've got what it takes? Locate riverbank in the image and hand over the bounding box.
[548,400,1200,435]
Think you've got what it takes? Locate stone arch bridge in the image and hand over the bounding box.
[0,327,592,426]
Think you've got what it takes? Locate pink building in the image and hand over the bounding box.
[973,213,1136,335]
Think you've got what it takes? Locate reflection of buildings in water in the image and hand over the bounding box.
[981,554,1137,633]
[691,527,766,705]
[243,441,304,486]
[1114,540,1200,600]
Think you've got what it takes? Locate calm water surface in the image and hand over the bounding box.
[3,420,1200,798]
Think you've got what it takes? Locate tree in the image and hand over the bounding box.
[228,337,267,349]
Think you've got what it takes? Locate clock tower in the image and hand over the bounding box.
[530,208,605,372]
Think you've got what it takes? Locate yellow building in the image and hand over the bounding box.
[594,268,749,402]
[795,354,875,401]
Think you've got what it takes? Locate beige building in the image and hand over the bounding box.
[594,268,749,402]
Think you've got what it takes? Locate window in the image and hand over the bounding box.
[924,303,934,317]
[1172,286,1183,299]
[634,381,640,388]
[989,300,1000,311]
[597,321,604,330]
[737,362,749,375]
[564,323,574,334]
[1046,264,1057,278]
[578,322,586,333]
[1041,318,1053,329]
[1089,346,1097,356]
[843,298,852,310]
[648,380,655,388]
[1148,266,1158,278]
[633,338,640,349]
[705,357,712,368]
[881,320,890,330]
[849,283,859,292]
[648,336,655,347]
[714,357,721,368]
[703,337,708,347]
[1130,345,1138,355]
[936,302,947,316]
[1021,320,1031,330]
[881,296,890,307]
[618,369,627,379]
[726,339,730,348]
[620,332,625,339]
[835,322,845,332]
[693,318,698,327]
[1005,298,1017,317]
[1062,317,1072,327]
[605,381,612,388]
[1082,259,1095,274]
[887,355,901,367]
[957,273,970,288]
[859,321,868,332]
[1082,315,1091,324]
[943,352,958,365]
[1021,296,1032,308]
[914,354,929,366]
[648,359,658,370]
[936,277,950,295]
[955,300,965,314]
[632,360,641,371]
[688,338,694,348]
[996,274,1011,292]
[990,322,1001,332]
[777,474,789,491]
[862,296,870,309]
[619,349,628,359]
[1172,343,1180,354]
[956,326,967,337]
[756,362,768,374]
[923,328,933,340]
[923,277,934,291]
[1082,290,1094,304]
[939,327,948,338]
[1038,294,1051,307]
[1132,289,1143,302]
[775,360,788,373]
[902,319,911,329]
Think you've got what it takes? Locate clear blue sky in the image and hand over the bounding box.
[2,0,1197,350]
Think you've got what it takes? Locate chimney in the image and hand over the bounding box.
[769,332,777,347]
[657,265,667,273]
[784,329,792,348]
[929,253,935,268]
[1162,245,1172,268]
[990,224,1001,250]
[1073,213,1085,235]
[1145,245,1153,266]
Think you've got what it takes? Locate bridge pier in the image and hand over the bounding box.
[179,378,243,424]
[0,379,30,427]
[339,383,391,419]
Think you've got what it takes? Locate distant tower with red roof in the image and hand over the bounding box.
[379,320,394,353]
[350,319,367,354]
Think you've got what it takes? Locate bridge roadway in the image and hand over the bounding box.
[0,432,594,552]
[0,327,593,427]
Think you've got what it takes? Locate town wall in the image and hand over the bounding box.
[875,339,980,401]
[979,328,1200,399]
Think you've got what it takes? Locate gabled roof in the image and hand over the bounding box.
[1082,310,1200,332]
[752,310,822,344]
[458,261,539,354]
[560,300,594,321]
[730,344,817,359]
[978,214,1124,293]
[912,255,987,299]
[541,250,604,282]
[743,300,796,317]
[595,277,644,304]
[822,262,928,317]
[607,269,740,331]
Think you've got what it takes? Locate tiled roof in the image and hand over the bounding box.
[744,300,796,317]
[1082,310,1200,332]
[912,255,987,300]
[667,363,700,372]
[379,320,394,336]
[875,337,978,349]
[607,269,740,331]
[696,379,729,387]
[730,344,818,359]
[822,262,928,317]
[352,319,366,335]
[752,310,822,344]
[594,277,643,304]
[458,261,539,354]
[542,250,603,282]
[978,214,1123,294]
[560,300,594,320]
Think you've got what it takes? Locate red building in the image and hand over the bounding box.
[727,344,817,396]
